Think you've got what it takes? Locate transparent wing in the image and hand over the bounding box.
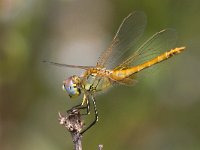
[97,11,147,68]
[42,60,94,69]
[114,28,177,71]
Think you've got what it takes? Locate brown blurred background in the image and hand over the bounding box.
[0,0,200,150]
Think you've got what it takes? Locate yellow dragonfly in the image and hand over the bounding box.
[44,11,185,134]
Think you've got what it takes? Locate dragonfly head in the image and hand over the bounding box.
[62,75,81,98]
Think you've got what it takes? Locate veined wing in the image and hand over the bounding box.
[42,60,94,69]
[97,11,147,68]
[114,28,177,71]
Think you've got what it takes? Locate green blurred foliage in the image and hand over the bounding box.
[0,0,200,150]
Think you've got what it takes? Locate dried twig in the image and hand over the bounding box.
[59,109,84,150]
[98,144,103,150]
[58,108,103,150]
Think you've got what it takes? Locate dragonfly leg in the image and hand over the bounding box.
[67,95,90,115]
[67,103,83,112]
[79,95,91,116]
[86,97,91,114]
[80,95,98,135]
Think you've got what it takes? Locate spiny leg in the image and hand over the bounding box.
[67,103,86,113]
[80,95,98,135]
[78,94,90,115]
[79,94,91,115]
[86,96,91,115]
[78,97,91,116]
[67,94,90,115]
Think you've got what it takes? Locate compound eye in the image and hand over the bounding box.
[62,77,81,98]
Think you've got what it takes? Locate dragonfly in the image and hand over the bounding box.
[44,11,185,134]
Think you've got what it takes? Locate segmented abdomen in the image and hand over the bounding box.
[110,47,185,81]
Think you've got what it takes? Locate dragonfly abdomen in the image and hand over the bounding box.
[110,47,185,81]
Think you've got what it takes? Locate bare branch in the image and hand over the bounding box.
[98,144,103,150]
[59,109,84,150]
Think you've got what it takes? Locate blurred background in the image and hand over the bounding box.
[1,0,200,150]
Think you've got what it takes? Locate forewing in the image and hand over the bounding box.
[97,11,147,68]
[114,29,178,70]
[42,60,94,69]
[112,29,178,86]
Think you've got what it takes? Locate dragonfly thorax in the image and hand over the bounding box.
[81,68,112,92]
[62,75,81,98]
